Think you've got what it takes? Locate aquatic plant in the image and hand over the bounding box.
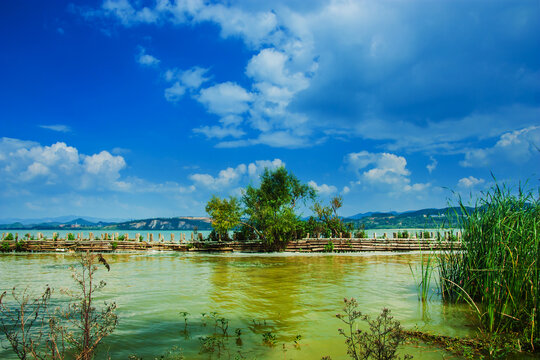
[179,311,189,327]
[235,328,243,346]
[293,334,302,348]
[438,183,539,350]
[0,252,117,360]
[67,233,75,241]
[111,241,118,250]
[217,317,229,336]
[336,298,412,360]
[409,247,435,303]
[5,233,14,240]
[262,331,277,346]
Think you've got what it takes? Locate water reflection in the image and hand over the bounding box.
[0,252,474,359]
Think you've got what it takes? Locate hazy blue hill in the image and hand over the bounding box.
[344,206,473,229]
[0,207,474,231]
[103,217,213,231]
[348,211,398,220]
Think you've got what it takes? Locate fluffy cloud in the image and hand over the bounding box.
[164,82,186,102]
[345,151,429,193]
[193,125,245,139]
[197,82,253,116]
[102,0,158,26]
[190,159,285,190]
[83,0,539,156]
[308,180,337,196]
[458,176,485,188]
[137,48,160,66]
[461,126,540,167]
[0,138,125,190]
[180,67,210,89]
[247,159,285,177]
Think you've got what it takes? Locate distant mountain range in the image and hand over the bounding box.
[0,215,127,226]
[0,216,213,231]
[344,206,472,229]
[0,207,472,231]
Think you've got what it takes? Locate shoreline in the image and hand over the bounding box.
[0,237,461,253]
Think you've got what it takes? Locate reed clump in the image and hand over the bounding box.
[438,183,539,350]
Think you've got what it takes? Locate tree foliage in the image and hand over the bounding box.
[205,196,242,240]
[205,167,316,249]
[307,196,352,238]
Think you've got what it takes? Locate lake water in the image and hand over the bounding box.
[0,252,475,359]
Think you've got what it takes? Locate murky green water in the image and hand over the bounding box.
[0,252,476,359]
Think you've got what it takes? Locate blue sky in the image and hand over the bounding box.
[0,0,539,220]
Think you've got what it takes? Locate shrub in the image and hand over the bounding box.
[0,253,117,359]
[111,241,118,250]
[4,233,14,241]
[354,230,367,238]
[1,241,10,252]
[324,240,334,252]
[67,233,75,241]
[336,298,411,360]
[14,240,25,252]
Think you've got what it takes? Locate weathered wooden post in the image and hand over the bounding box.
[198,233,203,241]
[150,233,154,242]
[430,232,434,238]
[171,234,175,242]
[191,233,194,241]
[373,232,377,239]
[306,233,310,239]
[383,233,387,239]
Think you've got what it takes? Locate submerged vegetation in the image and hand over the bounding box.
[335,298,412,360]
[0,252,117,360]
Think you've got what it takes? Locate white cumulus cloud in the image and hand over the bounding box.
[308,180,337,196]
[458,176,485,188]
[197,82,253,116]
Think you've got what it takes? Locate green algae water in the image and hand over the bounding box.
[0,252,475,359]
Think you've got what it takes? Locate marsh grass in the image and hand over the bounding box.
[409,246,435,303]
[437,183,539,350]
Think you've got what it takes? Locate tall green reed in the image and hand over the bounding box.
[437,183,539,349]
[410,246,435,303]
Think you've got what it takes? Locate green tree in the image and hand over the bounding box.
[313,196,350,237]
[205,196,242,241]
[241,167,316,249]
[205,167,316,249]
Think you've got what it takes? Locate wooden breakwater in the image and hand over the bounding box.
[0,237,460,253]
